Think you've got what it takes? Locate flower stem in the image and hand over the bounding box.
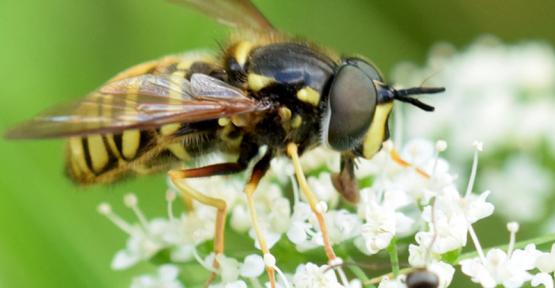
[387,236,400,277]
[346,257,376,288]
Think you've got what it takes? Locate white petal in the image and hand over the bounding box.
[159,264,180,281]
[111,250,140,270]
[287,222,308,244]
[531,273,554,288]
[428,261,455,288]
[240,254,265,278]
[170,244,195,262]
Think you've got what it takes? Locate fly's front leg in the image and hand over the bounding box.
[385,142,431,179]
[168,162,247,285]
[243,152,277,287]
[286,143,337,262]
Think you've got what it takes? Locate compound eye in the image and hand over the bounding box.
[324,64,378,151]
[346,58,384,81]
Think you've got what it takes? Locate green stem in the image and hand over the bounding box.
[387,236,400,277]
[345,257,375,288]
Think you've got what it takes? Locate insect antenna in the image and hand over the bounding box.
[393,87,445,112]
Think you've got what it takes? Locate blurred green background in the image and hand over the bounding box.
[1,0,555,287]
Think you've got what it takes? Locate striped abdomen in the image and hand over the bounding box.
[65,51,228,184]
[66,123,219,184]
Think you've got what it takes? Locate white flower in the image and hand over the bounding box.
[532,273,554,288]
[130,264,184,288]
[395,37,555,223]
[111,219,168,270]
[358,192,397,255]
[460,244,542,288]
[308,172,340,208]
[428,261,455,288]
[325,209,361,244]
[536,244,555,273]
[204,253,240,284]
[377,276,405,288]
[287,202,323,251]
[292,263,344,288]
[484,155,552,222]
[239,254,265,278]
[209,280,248,288]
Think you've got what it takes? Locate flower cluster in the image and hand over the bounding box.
[98,136,555,287]
[393,37,555,223]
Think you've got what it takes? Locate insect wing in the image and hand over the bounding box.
[5,74,263,139]
[170,0,274,31]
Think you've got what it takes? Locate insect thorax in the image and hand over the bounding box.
[224,40,338,153]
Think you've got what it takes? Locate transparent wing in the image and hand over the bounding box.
[5,74,266,139]
[170,0,275,31]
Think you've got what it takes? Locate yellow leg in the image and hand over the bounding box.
[387,145,431,179]
[286,143,337,261]
[243,153,276,288]
[168,170,227,284]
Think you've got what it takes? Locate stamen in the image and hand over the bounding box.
[124,193,149,230]
[192,248,218,273]
[465,141,483,197]
[97,202,135,236]
[336,267,349,287]
[329,257,349,287]
[166,190,176,221]
[507,222,520,256]
[393,104,404,149]
[290,175,300,205]
[264,253,291,288]
[431,140,447,178]
[316,201,328,213]
[426,199,438,264]
[468,224,487,265]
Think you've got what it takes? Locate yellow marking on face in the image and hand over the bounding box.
[296,87,321,106]
[248,73,274,92]
[362,102,393,159]
[87,135,109,172]
[278,107,292,122]
[122,129,141,160]
[291,115,302,129]
[218,117,230,126]
[233,41,253,67]
[69,137,92,176]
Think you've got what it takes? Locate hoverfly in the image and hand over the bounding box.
[5,0,444,285]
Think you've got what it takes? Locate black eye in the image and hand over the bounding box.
[323,63,378,151]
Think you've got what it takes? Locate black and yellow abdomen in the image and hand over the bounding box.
[65,51,228,184]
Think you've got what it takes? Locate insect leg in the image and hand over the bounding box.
[243,151,277,288]
[286,143,338,262]
[386,144,431,179]
[168,162,247,285]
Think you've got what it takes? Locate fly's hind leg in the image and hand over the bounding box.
[168,162,248,285]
